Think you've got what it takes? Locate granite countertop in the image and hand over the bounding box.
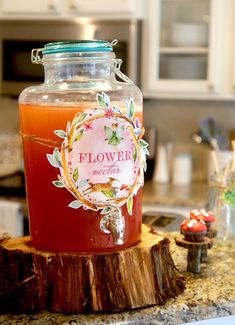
[143,181,210,208]
[0,234,234,325]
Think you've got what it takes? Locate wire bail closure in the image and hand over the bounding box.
[110,39,118,47]
[114,59,133,84]
[31,48,43,64]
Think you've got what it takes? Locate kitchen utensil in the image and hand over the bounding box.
[192,117,229,151]
[199,117,229,150]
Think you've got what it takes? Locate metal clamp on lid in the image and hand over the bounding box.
[31,48,43,64]
[114,59,133,84]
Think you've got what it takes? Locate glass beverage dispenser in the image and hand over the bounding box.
[19,41,147,252]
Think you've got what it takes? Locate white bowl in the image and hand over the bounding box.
[170,23,208,47]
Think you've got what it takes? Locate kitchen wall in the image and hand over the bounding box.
[144,98,235,182]
[144,98,235,145]
[0,96,19,132]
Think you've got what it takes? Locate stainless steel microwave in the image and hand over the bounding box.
[0,19,140,96]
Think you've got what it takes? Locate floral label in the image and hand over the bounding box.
[47,92,148,216]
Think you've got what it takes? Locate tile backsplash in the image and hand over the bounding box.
[144,98,235,182]
[0,96,19,132]
[143,98,235,146]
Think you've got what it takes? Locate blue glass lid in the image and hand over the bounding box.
[42,40,114,55]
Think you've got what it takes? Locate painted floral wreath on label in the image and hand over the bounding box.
[47,92,148,217]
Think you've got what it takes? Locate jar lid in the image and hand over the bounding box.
[42,40,114,55]
[31,39,132,83]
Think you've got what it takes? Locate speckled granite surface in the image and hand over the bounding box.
[0,233,234,325]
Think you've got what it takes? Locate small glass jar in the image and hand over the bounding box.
[19,40,146,253]
[207,161,235,240]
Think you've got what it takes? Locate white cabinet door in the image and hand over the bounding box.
[67,0,142,15]
[142,0,225,98]
[1,0,61,14]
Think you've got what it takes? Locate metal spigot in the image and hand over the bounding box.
[100,205,125,245]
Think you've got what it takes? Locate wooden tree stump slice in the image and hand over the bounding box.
[175,235,213,273]
[0,225,185,313]
[200,229,217,263]
[206,228,217,239]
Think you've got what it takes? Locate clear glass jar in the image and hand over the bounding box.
[207,184,235,240]
[19,41,146,253]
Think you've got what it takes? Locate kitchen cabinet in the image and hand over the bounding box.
[66,0,143,17]
[0,0,144,18]
[0,0,62,14]
[142,0,235,99]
